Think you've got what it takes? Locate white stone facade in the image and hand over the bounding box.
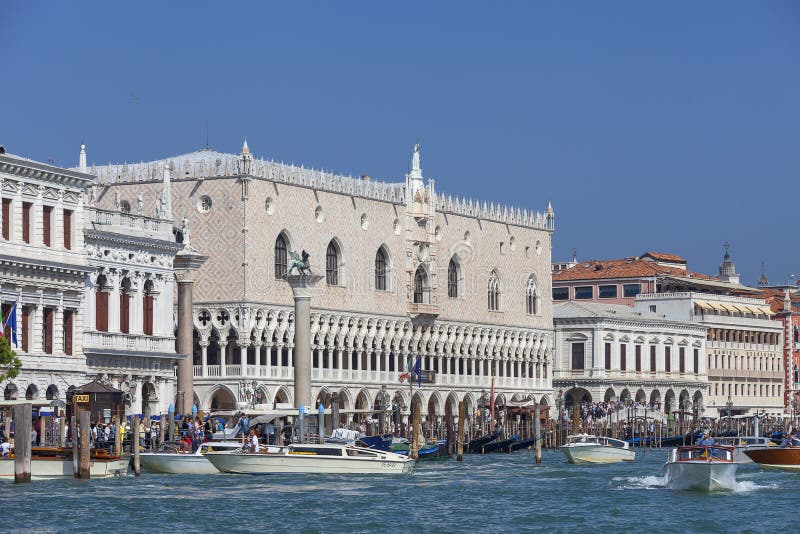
[635,292,783,416]
[0,150,182,415]
[87,142,556,420]
[553,301,708,420]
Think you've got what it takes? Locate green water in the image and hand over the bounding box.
[0,449,793,532]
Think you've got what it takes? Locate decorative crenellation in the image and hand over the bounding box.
[84,149,553,231]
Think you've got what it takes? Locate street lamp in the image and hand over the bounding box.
[726,394,733,429]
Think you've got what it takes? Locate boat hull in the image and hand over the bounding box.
[560,445,635,464]
[664,462,738,491]
[0,458,129,481]
[744,447,800,471]
[205,452,415,475]
[139,453,220,475]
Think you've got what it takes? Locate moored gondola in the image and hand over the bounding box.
[481,435,519,453]
[467,431,500,453]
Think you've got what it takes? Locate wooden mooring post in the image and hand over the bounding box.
[78,410,90,479]
[411,406,420,460]
[13,403,32,483]
[534,403,542,464]
[132,415,141,476]
[114,417,122,457]
[158,413,166,446]
[59,412,66,448]
[457,400,465,462]
[72,415,79,477]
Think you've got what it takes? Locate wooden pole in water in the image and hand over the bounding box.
[113,417,122,458]
[534,403,542,464]
[132,415,141,476]
[59,412,66,448]
[72,414,79,477]
[158,413,166,446]
[78,410,90,479]
[13,403,31,483]
[572,404,580,434]
[167,407,175,443]
[411,405,420,460]
[457,400,465,462]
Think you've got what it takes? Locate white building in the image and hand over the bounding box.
[85,140,556,427]
[0,147,182,415]
[553,301,707,420]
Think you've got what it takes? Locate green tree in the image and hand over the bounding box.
[0,335,21,383]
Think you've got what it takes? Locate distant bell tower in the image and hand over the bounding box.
[758,261,769,288]
[718,241,740,285]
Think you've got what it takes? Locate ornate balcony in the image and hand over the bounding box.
[84,330,176,355]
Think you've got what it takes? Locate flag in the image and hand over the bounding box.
[412,356,422,387]
[3,304,17,348]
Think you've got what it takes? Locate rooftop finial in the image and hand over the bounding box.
[79,142,87,173]
[242,138,250,155]
[723,240,730,260]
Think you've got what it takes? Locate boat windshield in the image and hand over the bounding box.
[677,447,731,462]
[288,446,344,456]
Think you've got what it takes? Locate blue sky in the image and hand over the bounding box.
[1,1,798,285]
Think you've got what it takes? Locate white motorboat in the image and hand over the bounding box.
[560,434,635,464]
[205,443,415,475]
[712,436,772,464]
[0,452,128,481]
[139,441,243,475]
[664,445,737,491]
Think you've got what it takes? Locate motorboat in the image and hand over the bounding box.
[139,441,243,475]
[713,436,772,464]
[560,434,635,464]
[205,443,415,475]
[664,445,737,491]
[0,447,128,481]
[744,446,800,471]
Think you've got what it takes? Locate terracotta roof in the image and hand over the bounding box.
[640,252,686,263]
[75,381,122,393]
[552,257,712,282]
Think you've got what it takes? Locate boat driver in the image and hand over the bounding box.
[697,431,715,446]
[780,430,800,448]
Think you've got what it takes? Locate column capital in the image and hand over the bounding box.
[285,274,324,299]
[174,250,208,283]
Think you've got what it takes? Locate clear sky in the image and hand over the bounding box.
[1,1,798,286]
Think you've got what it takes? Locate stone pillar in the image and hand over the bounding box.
[174,249,208,415]
[286,274,323,410]
[200,341,208,377]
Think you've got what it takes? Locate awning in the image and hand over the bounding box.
[720,304,738,313]
[694,300,712,311]
[758,306,773,316]
[709,302,727,312]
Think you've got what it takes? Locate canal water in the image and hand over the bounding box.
[0,448,794,532]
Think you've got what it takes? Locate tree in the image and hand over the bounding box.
[0,335,21,383]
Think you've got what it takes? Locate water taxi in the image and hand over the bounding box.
[712,436,772,464]
[560,434,635,464]
[664,445,737,491]
[139,441,243,474]
[744,447,800,471]
[0,447,128,481]
[205,443,414,475]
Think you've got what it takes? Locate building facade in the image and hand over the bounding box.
[0,148,181,415]
[553,301,707,421]
[85,141,556,425]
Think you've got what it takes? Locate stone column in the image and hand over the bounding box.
[174,248,208,415]
[286,274,323,410]
[200,340,208,377]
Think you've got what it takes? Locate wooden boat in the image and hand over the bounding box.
[0,447,128,481]
[664,445,737,491]
[482,435,519,453]
[205,443,415,475]
[139,441,242,474]
[561,434,635,464]
[744,446,800,471]
[509,436,538,452]
[467,431,500,453]
[713,436,772,464]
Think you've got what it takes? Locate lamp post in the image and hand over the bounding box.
[726,394,733,429]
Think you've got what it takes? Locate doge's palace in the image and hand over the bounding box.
[86,140,556,426]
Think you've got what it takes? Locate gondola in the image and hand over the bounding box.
[357,434,394,452]
[467,431,500,453]
[481,435,519,453]
[509,436,537,452]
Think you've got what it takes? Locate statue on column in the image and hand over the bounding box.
[287,250,312,276]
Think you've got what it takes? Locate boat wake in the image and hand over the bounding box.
[730,480,775,493]
[612,475,665,489]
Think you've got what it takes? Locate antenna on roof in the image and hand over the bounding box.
[205,121,210,151]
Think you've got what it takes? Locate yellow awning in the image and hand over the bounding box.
[694,300,712,310]
[709,302,727,312]
[758,305,773,316]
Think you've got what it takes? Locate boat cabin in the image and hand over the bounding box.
[286,444,386,458]
[565,435,629,449]
[675,446,734,462]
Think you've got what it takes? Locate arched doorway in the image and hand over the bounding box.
[635,389,646,404]
[678,389,691,412]
[25,384,38,400]
[664,389,676,414]
[45,384,59,400]
[619,388,631,403]
[427,394,441,440]
[3,383,18,400]
[564,387,592,422]
[273,387,290,409]
[209,387,237,411]
[649,389,661,410]
[603,388,616,403]
[355,389,370,424]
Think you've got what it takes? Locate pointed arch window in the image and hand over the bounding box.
[375,247,388,291]
[488,272,500,311]
[326,240,339,286]
[414,266,426,304]
[274,233,288,279]
[447,258,459,298]
[526,275,539,315]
